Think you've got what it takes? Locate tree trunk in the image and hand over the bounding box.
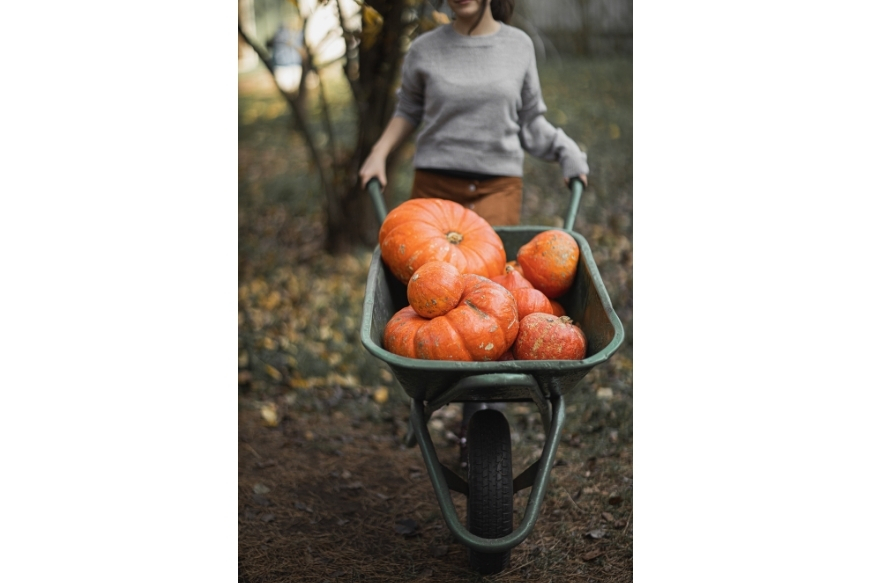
[324,0,409,254]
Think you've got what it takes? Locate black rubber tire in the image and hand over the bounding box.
[466,409,513,574]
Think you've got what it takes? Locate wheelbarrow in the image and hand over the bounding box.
[360,178,624,574]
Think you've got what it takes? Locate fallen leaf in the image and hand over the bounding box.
[265,364,282,381]
[585,528,606,539]
[253,483,271,495]
[262,290,281,310]
[602,511,614,522]
[290,378,309,389]
[608,494,623,506]
[373,386,389,404]
[260,403,278,427]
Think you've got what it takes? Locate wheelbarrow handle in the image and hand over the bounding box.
[367,176,583,232]
[366,178,388,227]
[565,177,584,232]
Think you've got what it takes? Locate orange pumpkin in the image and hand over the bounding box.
[512,313,587,361]
[491,263,533,292]
[491,264,553,320]
[379,199,506,285]
[512,287,556,320]
[407,261,464,319]
[516,230,580,299]
[383,274,519,361]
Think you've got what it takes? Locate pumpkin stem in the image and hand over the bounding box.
[446,231,464,245]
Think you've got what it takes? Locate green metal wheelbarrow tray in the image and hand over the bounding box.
[360,178,624,573]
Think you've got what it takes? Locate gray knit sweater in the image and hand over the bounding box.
[394,23,588,179]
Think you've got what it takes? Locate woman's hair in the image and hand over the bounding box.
[469,0,515,34]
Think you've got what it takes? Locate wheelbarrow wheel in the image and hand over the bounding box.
[466,408,513,574]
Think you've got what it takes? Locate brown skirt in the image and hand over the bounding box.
[411,170,523,226]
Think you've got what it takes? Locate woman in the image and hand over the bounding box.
[358,0,589,227]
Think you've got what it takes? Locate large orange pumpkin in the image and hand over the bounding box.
[378,199,506,285]
[383,274,519,361]
[516,230,580,299]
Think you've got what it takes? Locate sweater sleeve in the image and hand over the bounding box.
[393,44,424,127]
[517,52,589,178]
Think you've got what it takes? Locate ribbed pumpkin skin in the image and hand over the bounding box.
[382,274,519,361]
[513,287,555,320]
[379,199,506,285]
[512,313,587,361]
[516,230,580,299]
[407,261,464,318]
[382,306,425,358]
[492,264,553,320]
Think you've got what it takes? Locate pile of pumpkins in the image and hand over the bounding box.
[379,198,587,362]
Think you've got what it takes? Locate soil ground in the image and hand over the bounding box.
[239,54,633,582]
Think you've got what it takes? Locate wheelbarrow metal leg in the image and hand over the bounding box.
[409,393,567,554]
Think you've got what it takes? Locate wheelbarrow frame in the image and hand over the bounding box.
[360,178,624,556]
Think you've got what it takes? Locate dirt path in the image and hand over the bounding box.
[239,394,632,582]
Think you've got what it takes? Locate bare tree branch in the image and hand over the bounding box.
[333,0,362,105]
[237,22,336,205]
[299,20,340,173]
